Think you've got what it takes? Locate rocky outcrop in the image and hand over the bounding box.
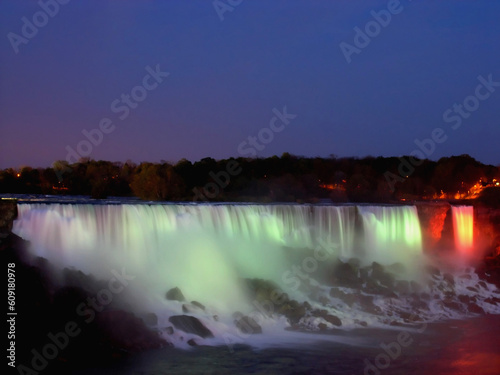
[0,199,17,231]
[0,231,167,371]
[244,278,342,329]
[0,199,17,247]
[168,315,214,338]
[415,202,450,251]
[166,287,185,302]
[233,313,263,334]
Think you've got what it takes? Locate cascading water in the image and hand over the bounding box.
[11,202,500,347]
[357,205,423,266]
[451,205,474,257]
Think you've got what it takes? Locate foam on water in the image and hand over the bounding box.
[12,202,500,347]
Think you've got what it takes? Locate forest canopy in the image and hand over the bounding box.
[1,154,498,203]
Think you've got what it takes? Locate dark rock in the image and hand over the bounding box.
[234,314,262,334]
[364,279,391,296]
[466,286,479,293]
[387,262,406,274]
[347,257,361,269]
[467,302,485,314]
[187,339,197,346]
[318,323,327,331]
[359,267,370,283]
[331,261,361,288]
[443,273,455,286]
[191,301,205,310]
[358,295,382,315]
[354,319,368,327]
[425,265,441,277]
[52,286,91,321]
[329,287,345,299]
[166,287,185,302]
[165,326,174,335]
[399,311,422,322]
[410,297,428,310]
[168,315,213,338]
[410,281,423,293]
[95,310,169,351]
[324,314,342,327]
[278,300,307,324]
[182,302,205,314]
[443,300,463,312]
[142,312,158,326]
[371,262,394,288]
[420,293,431,300]
[245,278,282,302]
[0,199,17,235]
[318,295,330,306]
[484,297,500,305]
[458,295,475,304]
[311,309,342,326]
[394,280,411,294]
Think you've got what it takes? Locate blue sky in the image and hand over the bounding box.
[1,0,499,168]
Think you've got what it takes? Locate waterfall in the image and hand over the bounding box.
[12,204,357,312]
[451,205,474,256]
[357,205,423,265]
[12,202,494,347]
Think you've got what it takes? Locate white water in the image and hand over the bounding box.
[12,202,499,347]
[451,205,474,257]
[358,205,423,265]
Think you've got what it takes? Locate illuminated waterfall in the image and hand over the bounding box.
[11,202,498,346]
[451,206,474,256]
[358,205,423,264]
[12,204,357,312]
[12,203,427,310]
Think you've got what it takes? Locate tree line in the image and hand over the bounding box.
[0,154,498,203]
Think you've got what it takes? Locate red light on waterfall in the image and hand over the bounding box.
[452,206,474,256]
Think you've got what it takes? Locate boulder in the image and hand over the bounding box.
[324,314,342,327]
[191,301,206,310]
[331,261,361,288]
[443,273,455,286]
[182,303,204,314]
[371,262,394,288]
[142,312,158,326]
[277,300,307,324]
[0,199,17,235]
[168,315,213,338]
[234,314,262,334]
[467,302,485,314]
[394,280,410,294]
[166,287,185,302]
[95,310,168,351]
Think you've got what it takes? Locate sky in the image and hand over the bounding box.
[0,0,499,169]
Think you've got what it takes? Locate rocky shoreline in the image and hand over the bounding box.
[1,200,168,373]
[2,199,500,373]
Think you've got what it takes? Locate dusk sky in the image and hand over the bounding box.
[1,0,499,169]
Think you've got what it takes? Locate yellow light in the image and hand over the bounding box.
[16,173,20,177]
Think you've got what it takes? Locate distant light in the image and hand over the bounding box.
[16,173,20,177]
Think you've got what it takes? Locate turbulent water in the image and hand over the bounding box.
[12,202,500,349]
